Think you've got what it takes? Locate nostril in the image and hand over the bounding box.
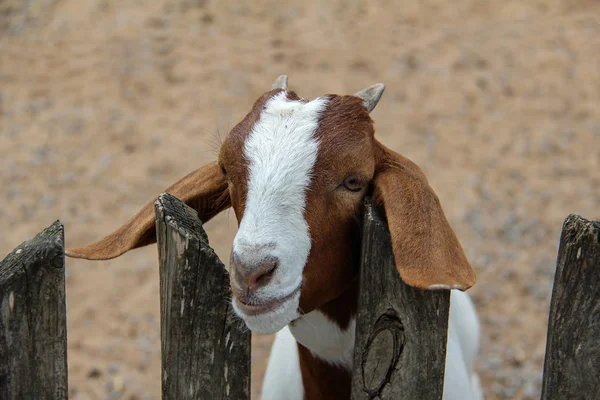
[231,257,276,290]
[247,259,278,288]
[230,251,280,290]
[254,261,277,286]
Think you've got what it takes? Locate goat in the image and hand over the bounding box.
[67,75,482,400]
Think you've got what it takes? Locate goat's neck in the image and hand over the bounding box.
[289,281,358,399]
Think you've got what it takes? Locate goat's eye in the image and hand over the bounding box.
[343,176,362,192]
[220,164,227,176]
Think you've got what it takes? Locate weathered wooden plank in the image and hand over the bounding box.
[351,199,450,400]
[155,193,250,400]
[0,221,68,400]
[541,214,600,400]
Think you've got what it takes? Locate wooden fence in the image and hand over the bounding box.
[0,193,598,399]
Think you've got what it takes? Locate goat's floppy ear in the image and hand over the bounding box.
[66,161,230,260]
[372,141,475,290]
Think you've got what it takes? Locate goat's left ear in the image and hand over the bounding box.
[372,141,476,291]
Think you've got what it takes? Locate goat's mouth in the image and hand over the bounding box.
[234,286,301,316]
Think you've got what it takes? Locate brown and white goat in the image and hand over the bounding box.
[67,76,481,400]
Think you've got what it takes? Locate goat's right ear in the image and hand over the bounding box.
[66,161,230,260]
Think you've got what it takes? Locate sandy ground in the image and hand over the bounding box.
[1,1,599,399]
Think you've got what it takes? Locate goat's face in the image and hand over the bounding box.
[66,76,476,335]
[220,89,377,333]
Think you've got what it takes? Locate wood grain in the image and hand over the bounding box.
[155,193,250,400]
[541,214,600,400]
[0,221,68,400]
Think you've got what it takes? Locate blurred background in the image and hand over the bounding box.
[1,0,599,399]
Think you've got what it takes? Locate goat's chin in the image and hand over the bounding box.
[232,292,301,334]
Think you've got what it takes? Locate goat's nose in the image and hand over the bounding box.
[231,255,278,291]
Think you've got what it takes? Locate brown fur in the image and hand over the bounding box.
[66,84,475,400]
[298,95,375,315]
[298,342,352,399]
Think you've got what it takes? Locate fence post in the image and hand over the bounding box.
[155,193,251,400]
[0,221,68,400]
[541,214,600,399]
[351,198,450,400]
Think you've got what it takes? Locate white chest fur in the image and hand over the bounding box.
[289,310,356,370]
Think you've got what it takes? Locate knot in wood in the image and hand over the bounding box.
[361,308,404,398]
[38,240,64,269]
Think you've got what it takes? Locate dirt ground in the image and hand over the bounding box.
[1,1,599,399]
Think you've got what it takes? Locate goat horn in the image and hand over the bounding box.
[354,83,385,112]
[272,75,288,91]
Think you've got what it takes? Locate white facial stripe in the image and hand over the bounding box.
[232,92,328,333]
[234,92,327,287]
